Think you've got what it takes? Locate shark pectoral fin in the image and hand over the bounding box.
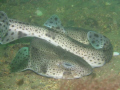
[44,14,65,33]
[0,11,9,39]
[10,47,29,72]
[87,31,110,49]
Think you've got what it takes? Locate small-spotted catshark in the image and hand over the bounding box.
[0,11,113,79]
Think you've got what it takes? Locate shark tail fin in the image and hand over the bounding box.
[10,47,29,72]
[0,11,9,42]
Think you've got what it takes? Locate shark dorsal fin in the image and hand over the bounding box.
[87,31,110,49]
[44,15,65,33]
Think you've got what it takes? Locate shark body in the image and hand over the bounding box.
[10,38,92,79]
[0,11,113,68]
[0,11,113,79]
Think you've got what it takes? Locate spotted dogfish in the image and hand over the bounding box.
[10,38,92,79]
[0,11,113,69]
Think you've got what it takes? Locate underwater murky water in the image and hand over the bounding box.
[0,0,120,90]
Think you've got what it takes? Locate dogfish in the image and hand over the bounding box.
[0,11,113,70]
[10,38,92,79]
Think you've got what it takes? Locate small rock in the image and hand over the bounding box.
[16,78,24,86]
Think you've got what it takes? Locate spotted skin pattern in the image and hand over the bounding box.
[0,11,113,68]
[26,38,92,79]
[0,11,9,38]
[10,38,92,79]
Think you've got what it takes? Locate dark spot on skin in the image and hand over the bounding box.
[35,30,38,32]
[100,39,102,41]
[18,22,22,24]
[50,21,53,23]
[9,20,11,22]
[40,64,47,73]
[5,33,8,37]
[94,34,99,37]
[92,40,95,44]
[54,17,58,21]
[53,73,55,75]
[63,71,73,79]
[19,52,22,55]
[5,27,7,30]
[56,27,60,29]
[6,39,9,41]
[48,28,53,31]
[63,71,72,75]
[32,47,38,51]
[1,13,4,16]
[101,59,104,61]
[11,32,14,35]
[2,20,5,22]
[45,33,51,37]
[89,35,91,38]
[12,25,14,27]
[96,44,99,47]
[104,43,106,46]
[18,31,27,38]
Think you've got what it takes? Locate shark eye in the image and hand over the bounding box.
[64,63,72,66]
[62,62,74,69]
